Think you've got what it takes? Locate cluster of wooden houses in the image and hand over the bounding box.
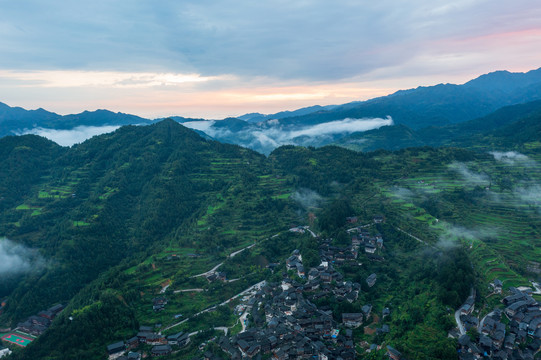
[15,303,64,336]
[212,236,389,360]
[285,249,304,278]
[458,287,541,360]
[153,296,167,312]
[106,325,190,359]
[351,229,384,255]
[216,280,357,359]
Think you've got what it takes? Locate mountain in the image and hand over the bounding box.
[237,105,337,122]
[0,102,151,137]
[176,67,541,154]
[463,68,541,93]
[336,99,541,152]
[3,67,541,154]
[274,67,541,131]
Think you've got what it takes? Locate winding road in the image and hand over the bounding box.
[305,227,317,238]
[191,242,257,278]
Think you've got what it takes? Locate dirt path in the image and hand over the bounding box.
[173,288,205,293]
[396,227,436,249]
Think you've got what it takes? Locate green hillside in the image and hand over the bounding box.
[1,120,540,359]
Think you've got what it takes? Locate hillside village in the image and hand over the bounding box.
[2,214,540,360]
[456,285,541,360]
[104,218,395,359]
[101,214,541,360]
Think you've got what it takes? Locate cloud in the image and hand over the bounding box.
[20,125,120,146]
[0,70,226,89]
[437,223,499,249]
[0,238,45,275]
[1,1,540,119]
[449,162,490,185]
[292,188,324,209]
[514,185,541,209]
[490,151,536,166]
[0,1,539,82]
[181,120,215,132]
[288,117,393,138]
[185,116,393,154]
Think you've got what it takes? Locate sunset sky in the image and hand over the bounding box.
[1,0,540,119]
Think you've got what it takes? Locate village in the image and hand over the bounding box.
[455,282,541,360]
[208,218,395,359]
[102,211,541,360]
[104,217,394,359]
[4,214,538,360]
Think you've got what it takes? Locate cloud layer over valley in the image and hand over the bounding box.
[183,116,394,154]
[20,125,121,146]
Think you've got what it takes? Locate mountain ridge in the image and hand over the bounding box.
[2,67,541,154]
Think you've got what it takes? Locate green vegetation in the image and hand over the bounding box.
[1,119,540,359]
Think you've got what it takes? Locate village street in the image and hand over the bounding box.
[455,309,466,336]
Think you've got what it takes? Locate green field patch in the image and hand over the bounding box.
[30,209,42,216]
[124,265,138,275]
[401,203,416,209]
[16,204,43,216]
[414,214,432,222]
[73,221,90,227]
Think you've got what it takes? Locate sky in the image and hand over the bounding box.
[1,0,541,119]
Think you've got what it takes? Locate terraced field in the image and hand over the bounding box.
[376,151,541,296]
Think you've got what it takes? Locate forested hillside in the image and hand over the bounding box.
[1,120,540,359]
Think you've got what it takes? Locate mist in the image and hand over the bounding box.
[286,117,393,138]
[0,238,45,275]
[490,151,536,166]
[390,186,417,201]
[182,120,215,132]
[292,188,324,209]
[20,125,121,146]
[437,223,499,249]
[449,162,490,185]
[183,116,394,154]
[514,185,541,208]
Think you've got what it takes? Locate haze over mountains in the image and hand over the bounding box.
[2,67,541,153]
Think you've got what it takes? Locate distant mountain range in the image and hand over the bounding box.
[2,67,541,153]
[336,100,541,152]
[0,104,150,137]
